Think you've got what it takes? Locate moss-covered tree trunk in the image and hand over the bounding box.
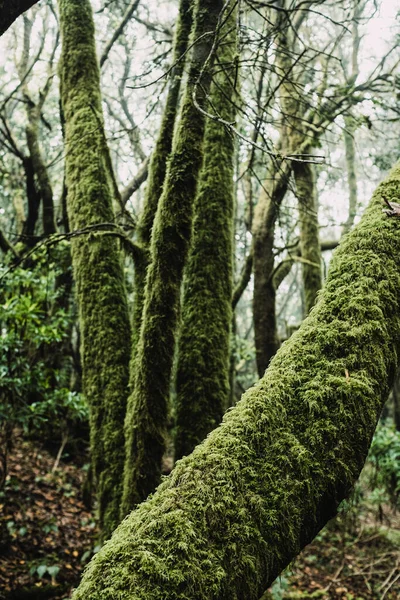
[121,0,226,515]
[58,0,131,538]
[131,0,193,354]
[73,163,400,600]
[174,8,238,460]
[293,161,322,315]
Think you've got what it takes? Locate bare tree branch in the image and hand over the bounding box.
[99,0,141,68]
[121,157,149,205]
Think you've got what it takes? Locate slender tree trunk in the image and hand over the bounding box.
[131,0,193,355]
[121,0,226,515]
[343,116,358,235]
[174,7,238,460]
[252,16,299,377]
[293,161,322,315]
[58,0,131,538]
[391,367,400,432]
[22,155,41,241]
[18,13,57,238]
[25,116,56,235]
[252,160,290,377]
[74,163,400,600]
[229,313,237,406]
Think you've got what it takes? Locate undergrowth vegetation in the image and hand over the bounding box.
[0,250,88,487]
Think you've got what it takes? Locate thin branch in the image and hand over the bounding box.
[232,250,253,309]
[0,223,144,281]
[100,0,141,68]
[121,157,149,205]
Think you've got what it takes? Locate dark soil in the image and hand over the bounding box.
[0,432,97,599]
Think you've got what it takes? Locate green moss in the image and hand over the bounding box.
[174,9,238,459]
[74,163,400,598]
[121,0,227,516]
[59,0,131,538]
[131,0,193,355]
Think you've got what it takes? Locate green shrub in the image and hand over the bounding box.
[0,251,87,481]
[367,420,400,510]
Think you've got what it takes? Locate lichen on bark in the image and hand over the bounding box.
[174,7,238,459]
[73,164,400,600]
[58,0,131,538]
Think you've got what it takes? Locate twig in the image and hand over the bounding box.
[380,570,400,600]
[52,430,69,473]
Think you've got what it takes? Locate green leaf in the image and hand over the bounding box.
[37,564,48,578]
[47,565,60,578]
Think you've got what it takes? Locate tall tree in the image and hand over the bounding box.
[59,0,131,538]
[174,4,238,460]
[342,116,358,235]
[294,161,322,314]
[121,0,227,514]
[73,162,400,600]
[130,0,193,355]
[252,156,289,376]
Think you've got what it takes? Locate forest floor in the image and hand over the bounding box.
[0,434,399,600]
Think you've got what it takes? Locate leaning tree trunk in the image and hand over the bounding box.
[121,0,226,516]
[174,7,238,460]
[59,0,131,538]
[72,159,400,600]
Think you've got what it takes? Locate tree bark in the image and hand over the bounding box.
[121,0,225,515]
[293,161,322,315]
[58,0,131,538]
[391,366,400,432]
[252,159,290,376]
[26,116,56,235]
[174,7,238,460]
[73,162,400,600]
[252,15,299,377]
[22,155,41,242]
